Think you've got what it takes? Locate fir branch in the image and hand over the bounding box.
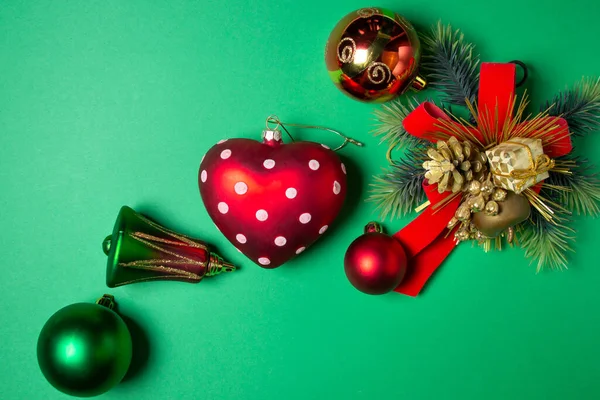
[544,77,600,136]
[368,145,427,220]
[372,97,423,154]
[547,157,600,216]
[421,21,480,106]
[519,190,574,272]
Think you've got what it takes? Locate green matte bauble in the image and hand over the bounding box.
[472,192,531,237]
[37,296,132,397]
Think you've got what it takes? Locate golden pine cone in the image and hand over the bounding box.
[422,137,488,193]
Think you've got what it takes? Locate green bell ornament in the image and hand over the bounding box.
[37,295,132,397]
[103,206,236,288]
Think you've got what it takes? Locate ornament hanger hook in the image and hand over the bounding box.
[265,115,363,151]
[509,60,528,88]
[266,115,295,142]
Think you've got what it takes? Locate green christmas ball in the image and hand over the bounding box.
[37,298,132,397]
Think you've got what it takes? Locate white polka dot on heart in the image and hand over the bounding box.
[256,209,268,221]
[296,247,306,254]
[319,225,328,234]
[218,139,228,144]
[309,160,320,170]
[217,202,229,214]
[258,257,271,266]
[274,236,287,246]
[234,182,248,195]
[321,144,330,149]
[200,170,207,183]
[263,159,275,169]
[333,181,341,195]
[341,163,347,174]
[285,188,297,199]
[299,213,311,224]
[236,234,247,244]
[220,149,232,159]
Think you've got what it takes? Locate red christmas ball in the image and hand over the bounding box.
[344,222,407,295]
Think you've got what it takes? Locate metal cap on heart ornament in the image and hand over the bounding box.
[325,7,426,103]
[198,117,362,269]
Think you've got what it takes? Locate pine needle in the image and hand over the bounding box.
[520,220,574,272]
[421,21,480,106]
[519,188,575,272]
[520,79,600,268]
[544,77,600,137]
[368,145,427,220]
[372,97,423,156]
[546,157,600,216]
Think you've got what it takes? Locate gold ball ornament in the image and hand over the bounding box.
[484,200,499,216]
[474,230,486,242]
[492,187,508,202]
[456,205,471,221]
[447,216,459,229]
[469,194,486,212]
[480,180,495,196]
[472,192,531,237]
[468,180,482,196]
[325,7,426,102]
[455,227,471,242]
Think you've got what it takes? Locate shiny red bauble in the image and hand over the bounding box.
[344,222,407,294]
[199,129,347,269]
[325,7,424,103]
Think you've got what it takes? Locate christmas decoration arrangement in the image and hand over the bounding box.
[199,116,362,269]
[37,295,132,397]
[103,206,236,287]
[35,6,600,397]
[367,22,600,296]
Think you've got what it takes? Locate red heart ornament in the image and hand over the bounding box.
[199,130,347,268]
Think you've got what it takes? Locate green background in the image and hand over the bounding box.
[1,1,599,399]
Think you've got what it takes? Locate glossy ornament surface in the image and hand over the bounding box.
[37,295,132,397]
[344,222,407,294]
[199,130,347,269]
[325,7,424,102]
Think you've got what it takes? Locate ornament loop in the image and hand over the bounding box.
[364,221,383,234]
[95,294,116,310]
[266,115,295,142]
[509,60,528,88]
[265,115,363,151]
[102,235,112,255]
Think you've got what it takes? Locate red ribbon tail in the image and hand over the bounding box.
[395,229,458,297]
[392,183,462,296]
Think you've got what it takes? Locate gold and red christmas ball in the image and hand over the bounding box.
[325,7,425,103]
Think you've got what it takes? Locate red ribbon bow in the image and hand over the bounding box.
[393,62,572,296]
